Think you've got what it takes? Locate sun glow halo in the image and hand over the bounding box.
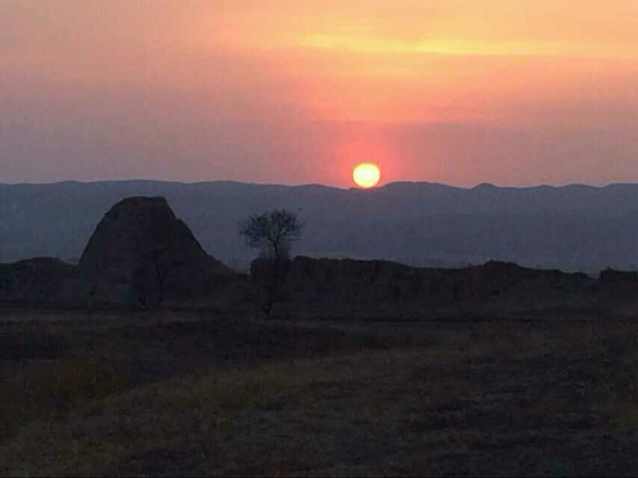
[353,163,381,189]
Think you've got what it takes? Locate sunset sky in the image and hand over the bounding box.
[2,1,638,187]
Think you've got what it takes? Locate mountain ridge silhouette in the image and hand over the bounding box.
[2,180,638,271]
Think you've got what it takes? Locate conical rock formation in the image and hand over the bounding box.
[79,197,232,306]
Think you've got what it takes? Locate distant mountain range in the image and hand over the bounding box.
[1,180,638,272]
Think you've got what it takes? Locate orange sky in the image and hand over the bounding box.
[1,1,638,186]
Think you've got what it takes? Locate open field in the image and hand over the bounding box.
[2,309,638,476]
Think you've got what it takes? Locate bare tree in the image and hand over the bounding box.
[239,209,303,316]
[239,209,303,263]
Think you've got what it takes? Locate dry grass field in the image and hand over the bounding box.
[2,309,638,476]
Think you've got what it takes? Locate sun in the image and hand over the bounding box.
[353,163,381,189]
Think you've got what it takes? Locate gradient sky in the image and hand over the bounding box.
[1,0,638,187]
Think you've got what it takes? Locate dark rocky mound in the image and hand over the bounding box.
[599,268,638,283]
[79,197,234,306]
[252,257,595,319]
[0,258,86,305]
[595,268,638,305]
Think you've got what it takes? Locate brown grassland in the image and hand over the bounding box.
[2,309,638,476]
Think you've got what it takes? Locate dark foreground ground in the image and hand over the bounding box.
[2,308,638,476]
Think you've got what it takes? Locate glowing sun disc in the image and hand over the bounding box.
[353,163,381,189]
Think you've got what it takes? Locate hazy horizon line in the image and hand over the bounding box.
[1,178,637,192]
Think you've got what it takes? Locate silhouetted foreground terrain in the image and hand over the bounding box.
[3,196,638,475]
[4,180,638,271]
[2,311,638,476]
